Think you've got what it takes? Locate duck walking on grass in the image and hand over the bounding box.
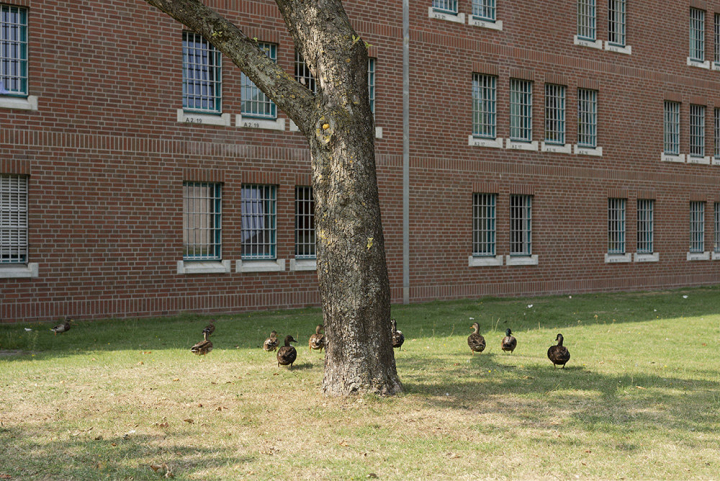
[309,325,325,352]
[50,318,72,335]
[202,319,216,337]
[501,328,517,353]
[263,331,279,352]
[277,335,298,368]
[547,333,570,368]
[191,331,213,356]
[390,319,404,350]
[468,322,486,354]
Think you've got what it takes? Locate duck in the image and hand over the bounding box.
[277,335,298,368]
[191,331,213,355]
[501,328,517,353]
[202,319,216,337]
[263,331,279,351]
[467,322,486,354]
[50,318,72,335]
[390,319,404,350]
[547,333,570,368]
[309,325,325,352]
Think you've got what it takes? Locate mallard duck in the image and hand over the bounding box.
[277,335,298,368]
[309,325,325,352]
[547,333,570,368]
[501,328,517,353]
[467,322,486,354]
[191,331,213,355]
[50,318,72,335]
[202,319,215,337]
[390,319,404,350]
[263,331,279,351]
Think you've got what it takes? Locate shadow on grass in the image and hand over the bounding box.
[0,428,254,479]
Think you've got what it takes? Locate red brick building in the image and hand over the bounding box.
[2,0,720,322]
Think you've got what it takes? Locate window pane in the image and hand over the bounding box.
[472,74,497,139]
[368,58,376,116]
[578,0,597,40]
[295,186,316,259]
[295,51,316,93]
[473,193,496,256]
[0,174,28,263]
[637,199,654,254]
[664,101,681,155]
[472,0,496,21]
[545,84,566,144]
[608,198,626,255]
[510,195,532,255]
[183,182,222,260]
[241,43,277,119]
[578,89,597,148]
[433,0,458,14]
[0,5,28,95]
[510,79,533,142]
[690,8,705,61]
[690,201,705,253]
[690,104,706,157]
[242,185,277,260]
[182,32,222,113]
[608,0,626,46]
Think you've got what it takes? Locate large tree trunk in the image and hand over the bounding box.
[143,0,402,396]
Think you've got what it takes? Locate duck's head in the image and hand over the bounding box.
[505,328,512,336]
[390,318,397,328]
[555,333,564,344]
[269,330,277,338]
[316,324,324,334]
[284,335,297,345]
[470,322,479,332]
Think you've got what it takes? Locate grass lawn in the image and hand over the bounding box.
[1,287,719,480]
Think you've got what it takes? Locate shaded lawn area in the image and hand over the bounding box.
[1,287,719,480]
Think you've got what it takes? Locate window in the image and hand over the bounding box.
[0,4,27,96]
[715,108,720,159]
[241,185,277,260]
[472,0,496,21]
[608,198,626,255]
[690,104,706,158]
[715,202,720,253]
[433,0,458,14]
[510,195,532,256]
[664,101,681,155]
[690,8,705,62]
[637,199,654,255]
[510,79,533,142]
[295,186,315,259]
[545,84,566,145]
[715,14,720,64]
[183,182,222,261]
[690,201,705,253]
[578,0,597,41]
[578,89,598,148]
[295,51,316,93]
[473,193,497,257]
[608,0,626,46]
[368,58,376,116]
[472,74,497,139]
[0,174,28,264]
[241,43,277,119]
[182,32,222,113]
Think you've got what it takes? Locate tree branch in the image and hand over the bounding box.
[143,0,317,132]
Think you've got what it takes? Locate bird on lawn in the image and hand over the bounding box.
[467,322,486,354]
[309,325,325,352]
[202,319,216,337]
[390,319,404,350]
[547,333,571,368]
[50,318,73,335]
[277,335,298,368]
[191,331,213,356]
[501,328,517,353]
[263,331,279,352]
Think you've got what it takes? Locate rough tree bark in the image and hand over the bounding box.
[143,0,402,396]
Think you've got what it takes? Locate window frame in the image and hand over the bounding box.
[577,0,597,41]
[0,4,28,97]
[182,182,223,261]
[295,50,317,93]
[0,174,28,264]
[472,0,496,22]
[510,79,533,143]
[472,74,497,140]
[295,186,316,260]
[432,0,458,15]
[637,199,654,255]
[690,8,706,62]
[690,104,706,158]
[608,198,626,255]
[241,42,277,120]
[608,0,626,47]
[690,201,705,254]
[510,195,532,256]
[578,88,598,149]
[368,57,376,117]
[182,31,222,114]
[545,84,566,145]
[664,101,681,156]
[472,193,497,257]
[241,184,278,261]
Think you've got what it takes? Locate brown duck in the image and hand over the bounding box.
[390,319,404,350]
[501,328,517,353]
[277,335,298,368]
[202,319,215,337]
[263,331,279,351]
[191,331,213,355]
[309,325,325,352]
[50,318,72,335]
[467,322,486,354]
[547,333,570,368]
